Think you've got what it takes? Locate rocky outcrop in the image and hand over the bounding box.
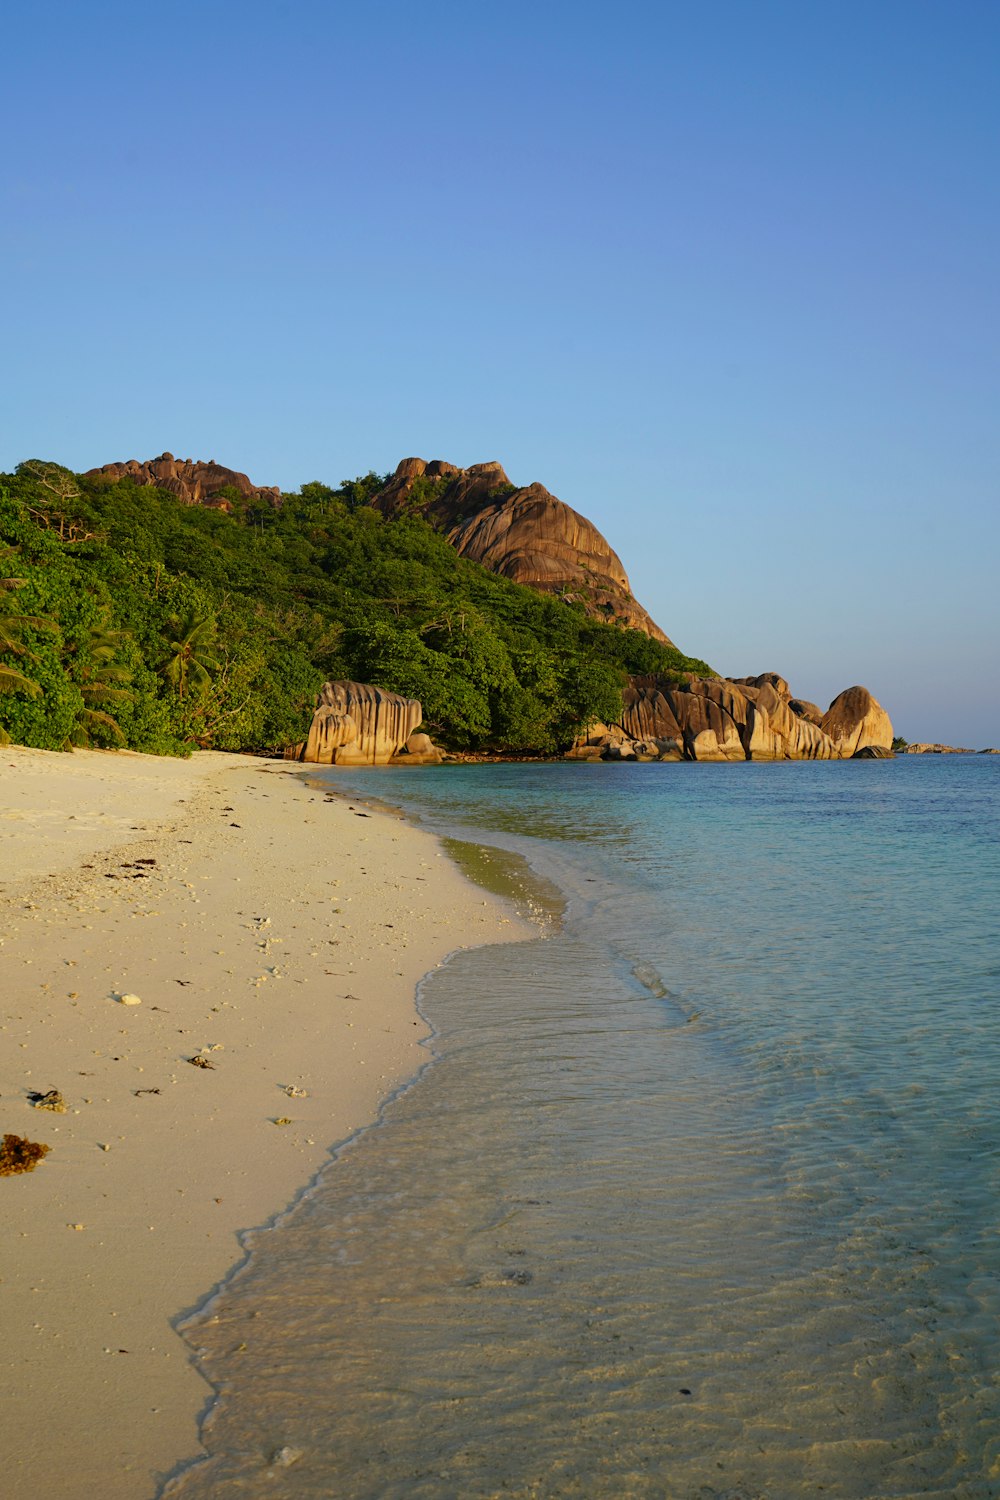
[569,673,894,763]
[820,686,895,758]
[84,453,281,509]
[373,458,673,644]
[285,681,423,766]
[903,743,977,754]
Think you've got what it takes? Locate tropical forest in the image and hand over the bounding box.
[0,461,711,757]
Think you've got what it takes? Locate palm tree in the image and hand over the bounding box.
[0,575,51,743]
[158,609,220,700]
[0,577,49,659]
[66,618,135,747]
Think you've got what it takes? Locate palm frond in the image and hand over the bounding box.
[78,707,126,742]
[0,663,42,696]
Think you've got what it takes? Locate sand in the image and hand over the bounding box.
[0,746,527,1499]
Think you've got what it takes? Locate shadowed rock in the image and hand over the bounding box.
[390,731,443,766]
[788,697,824,725]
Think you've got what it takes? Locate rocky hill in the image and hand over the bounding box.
[83,451,674,645]
[84,453,281,509]
[373,458,673,644]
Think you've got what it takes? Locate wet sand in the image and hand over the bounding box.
[0,746,526,1498]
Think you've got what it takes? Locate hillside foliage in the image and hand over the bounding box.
[0,461,712,756]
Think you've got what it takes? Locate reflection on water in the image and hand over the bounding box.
[166,757,1000,1500]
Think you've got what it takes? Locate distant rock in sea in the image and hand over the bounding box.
[904,743,976,754]
[84,452,281,509]
[373,458,673,645]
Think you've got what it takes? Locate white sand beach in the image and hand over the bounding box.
[0,746,526,1498]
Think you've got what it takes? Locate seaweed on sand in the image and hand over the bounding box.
[1,1133,51,1175]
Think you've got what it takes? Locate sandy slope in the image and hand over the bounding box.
[0,747,526,1498]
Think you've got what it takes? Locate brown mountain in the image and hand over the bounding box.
[84,452,281,509]
[373,458,673,645]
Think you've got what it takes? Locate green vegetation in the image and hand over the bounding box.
[891,736,909,753]
[0,461,712,757]
[0,577,49,740]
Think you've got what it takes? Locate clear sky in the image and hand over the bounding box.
[3,1,998,745]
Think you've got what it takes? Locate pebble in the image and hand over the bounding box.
[118,994,142,1006]
[270,1446,303,1468]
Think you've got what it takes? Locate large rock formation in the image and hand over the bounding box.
[820,685,895,758]
[84,453,281,509]
[373,458,673,644]
[285,681,423,766]
[568,673,894,763]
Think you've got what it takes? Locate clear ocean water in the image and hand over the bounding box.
[164,756,1000,1500]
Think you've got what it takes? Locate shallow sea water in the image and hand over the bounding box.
[163,757,1000,1500]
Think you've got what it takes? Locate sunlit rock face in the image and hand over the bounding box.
[574,673,894,763]
[820,685,895,758]
[285,682,423,766]
[373,458,674,645]
[84,453,281,509]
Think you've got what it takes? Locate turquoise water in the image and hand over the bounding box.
[165,756,1000,1499]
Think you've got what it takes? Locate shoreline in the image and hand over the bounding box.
[0,746,529,1499]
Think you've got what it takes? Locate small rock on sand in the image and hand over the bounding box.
[269,1445,303,1468]
[30,1089,67,1113]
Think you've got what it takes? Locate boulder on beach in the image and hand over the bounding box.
[286,681,424,766]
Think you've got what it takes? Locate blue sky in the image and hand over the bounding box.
[3,1,998,744]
